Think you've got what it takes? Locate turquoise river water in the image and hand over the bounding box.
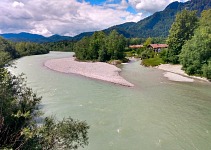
[9,52,211,150]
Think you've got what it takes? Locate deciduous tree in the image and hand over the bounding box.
[167,10,198,63]
[179,9,211,79]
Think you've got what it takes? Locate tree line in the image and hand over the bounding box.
[43,40,75,52]
[0,37,49,67]
[0,37,89,149]
[164,9,211,79]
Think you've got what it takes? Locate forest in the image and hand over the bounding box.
[0,37,49,67]
[73,30,126,62]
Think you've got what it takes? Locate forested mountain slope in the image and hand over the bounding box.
[0,32,72,43]
[104,0,211,38]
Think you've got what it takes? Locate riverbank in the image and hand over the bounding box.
[44,57,134,87]
[156,64,208,82]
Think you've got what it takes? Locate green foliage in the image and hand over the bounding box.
[0,68,41,149]
[166,10,198,64]
[43,41,75,52]
[106,30,126,60]
[202,61,211,79]
[126,38,145,46]
[151,37,167,44]
[0,68,89,150]
[0,37,89,149]
[0,37,49,67]
[143,37,152,47]
[74,30,126,62]
[140,50,154,59]
[179,9,211,79]
[88,31,107,60]
[74,37,90,60]
[15,42,49,56]
[0,37,16,67]
[0,51,11,67]
[159,48,168,62]
[126,37,166,47]
[103,0,211,39]
[142,56,165,67]
[24,117,89,150]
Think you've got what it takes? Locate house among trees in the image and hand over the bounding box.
[148,44,168,52]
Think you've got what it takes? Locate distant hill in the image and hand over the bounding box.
[0,32,73,43]
[104,0,211,38]
[47,34,72,42]
[1,0,210,42]
[0,32,46,43]
[72,32,94,41]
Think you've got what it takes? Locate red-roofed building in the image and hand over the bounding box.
[148,44,168,52]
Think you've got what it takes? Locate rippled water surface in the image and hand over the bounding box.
[9,52,211,150]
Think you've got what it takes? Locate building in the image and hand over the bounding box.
[148,44,168,52]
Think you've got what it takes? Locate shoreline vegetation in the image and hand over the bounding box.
[0,38,89,149]
[136,10,211,82]
[44,56,134,87]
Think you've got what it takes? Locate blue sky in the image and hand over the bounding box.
[86,0,188,14]
[0,0,189,36]
[87,0,106,5]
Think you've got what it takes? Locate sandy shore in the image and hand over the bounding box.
[44,57,134,87]
[156,64,208,82]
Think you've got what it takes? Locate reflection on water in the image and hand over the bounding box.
[9,52,211,150]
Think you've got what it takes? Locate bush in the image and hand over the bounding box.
[0,69,89,149]
[142,56,164,67]
[140,50,154,59]
[202,61,211,79]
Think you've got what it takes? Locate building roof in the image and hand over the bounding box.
[149,44,168,49]
[129,45,144,49]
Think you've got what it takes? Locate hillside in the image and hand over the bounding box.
[0,32,73,43]
[104,0,211,38]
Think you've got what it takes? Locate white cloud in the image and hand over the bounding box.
[12,1,24,8]
[128,0,189,13]
[0,0,143,36]
[0,0,189,36]
[104,0,128,10]
[125,13,143,22]
[30,24,52,37]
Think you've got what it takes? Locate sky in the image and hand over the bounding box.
[0,0,189,37]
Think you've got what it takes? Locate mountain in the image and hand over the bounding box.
[72,32,94,41]
[103,0,211,38]
[0,32,47,43]
[0,32,73,43]
[47,34,72,42]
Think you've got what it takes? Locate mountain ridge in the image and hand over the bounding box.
[103,0,211,38]
[0,32,73,43]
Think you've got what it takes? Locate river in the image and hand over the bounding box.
[8,52,211,150]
